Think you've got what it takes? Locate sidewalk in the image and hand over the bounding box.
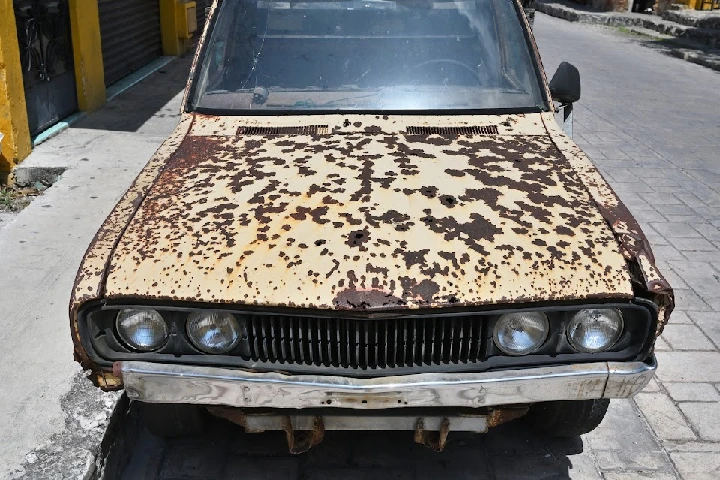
[535,14,720,479]
[536,0,720,72]
[0,54,191,479]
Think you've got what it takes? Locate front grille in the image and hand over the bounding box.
[246,315,484,369]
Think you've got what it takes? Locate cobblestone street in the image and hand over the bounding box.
[112,13,720,480]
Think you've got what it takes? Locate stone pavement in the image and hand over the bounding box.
[535,13,720,479]
[119,403,668,480]
[0,55,193,479]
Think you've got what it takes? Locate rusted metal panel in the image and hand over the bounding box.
[68,114,194,388]
[206,408,491,453]
[487,407,529,428]
[102,114,632,310]
[541,112,674,336]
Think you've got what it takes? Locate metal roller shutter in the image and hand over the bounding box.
[195,0,208,35]
[98,0,163,86]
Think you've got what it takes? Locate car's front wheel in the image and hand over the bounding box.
[140,403,207,438]
[524,399,610,437]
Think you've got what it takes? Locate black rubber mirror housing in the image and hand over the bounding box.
[550,62,581,105]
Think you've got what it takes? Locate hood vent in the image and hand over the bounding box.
[406,125,499,135]
[237,125,329,135]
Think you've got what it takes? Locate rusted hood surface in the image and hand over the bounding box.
[104,121,633,310]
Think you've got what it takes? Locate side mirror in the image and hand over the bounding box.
[549,62,581,105]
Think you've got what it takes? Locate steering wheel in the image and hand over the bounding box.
[408,59,483,86]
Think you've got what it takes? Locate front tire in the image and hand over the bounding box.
[140,403,207,438]
[524,399,610,437]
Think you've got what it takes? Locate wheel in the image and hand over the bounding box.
[524,399,610,437]
[140,402,207,438]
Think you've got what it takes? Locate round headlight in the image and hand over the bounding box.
[567,308,624,353]
[186,311,242,354]
[493,312,549,356]
[116,309,169,352]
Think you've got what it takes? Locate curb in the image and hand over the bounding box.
[536,2,720,44]
[7,372,123,480]
[536,4,720,73]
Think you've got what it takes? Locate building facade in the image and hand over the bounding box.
[0,0,207,174]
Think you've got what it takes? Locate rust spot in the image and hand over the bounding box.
[487,406,529,428]
[333,289,405,309]
[346,229,370,248]
[414,417,451,452]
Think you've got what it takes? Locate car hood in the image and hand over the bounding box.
[104,117,633,310]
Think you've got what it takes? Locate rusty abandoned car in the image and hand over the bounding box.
[69,0,674,452]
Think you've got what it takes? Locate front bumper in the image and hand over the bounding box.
[119,356,656,409]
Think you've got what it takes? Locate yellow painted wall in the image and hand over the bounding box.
[683,0,720,9]
[68,0,106,111]
[160,0,195,55]
[0,0,32,172]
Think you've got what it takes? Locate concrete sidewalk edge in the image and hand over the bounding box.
[7,372,122,480]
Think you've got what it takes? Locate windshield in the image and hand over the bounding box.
[190,0,547,113]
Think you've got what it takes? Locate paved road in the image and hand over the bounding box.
[117,13,720,480]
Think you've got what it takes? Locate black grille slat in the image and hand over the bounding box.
[273,317,281,361]
[406,125,499,136]
[362,321,368,369]
[341,319,349,368]
[452,318,462,362]
[373,321,379,369]
[317,318,325,366]
[408,318,420,367]
[415,319,423,366]
[471,321,481,360]
[382,321,389,368]
[262,318,272,361]
[252,317,264,361]
[426,320,434,365]
[298,320,307,364]
[326,318,334,367]
[461,320,472,363]
[243,315,484,370]
[435,318,444,364]
[309,318,318,365]
[448,319,457,363]
[289,318,298,362]
[334,318,341,367]
[402,320,408,366]
[353,320,360,369]
[280,317,289,363]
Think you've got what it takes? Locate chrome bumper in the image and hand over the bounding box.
[119,357,656,409]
